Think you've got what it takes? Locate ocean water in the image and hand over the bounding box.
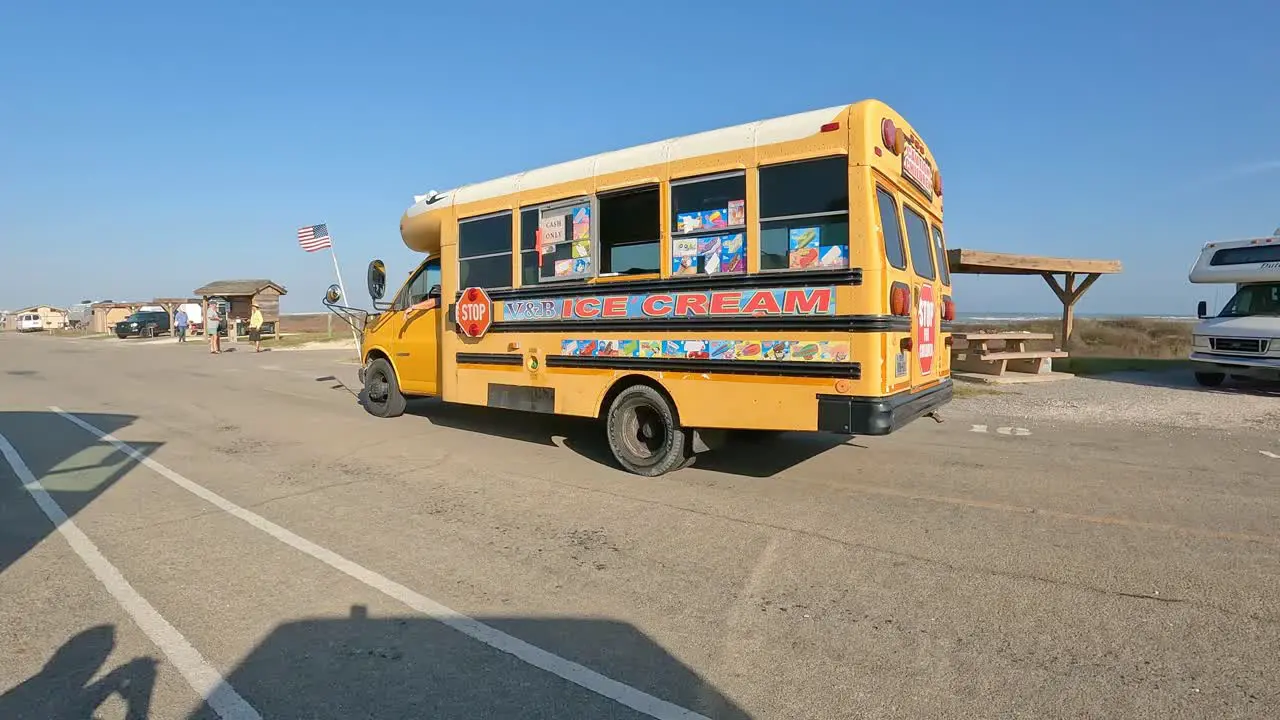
[957,312,1197,323]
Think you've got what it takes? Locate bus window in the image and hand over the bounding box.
[458,212,513,289]
[393,259,441,310]
[902,205,936,281]
[931,225,951,286]
[531,198,595,283]
[599,185,661,275]
[876,188,907,270]
[758,157,850,271]
[519,208,540,286]
[670,172,747,275]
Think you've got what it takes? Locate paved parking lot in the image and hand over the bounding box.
[1,331,1277,719]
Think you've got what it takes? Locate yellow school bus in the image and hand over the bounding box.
[331,99,953,476]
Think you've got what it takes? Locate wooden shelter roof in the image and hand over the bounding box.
[948,249,1122,276]
[193,280,288,296]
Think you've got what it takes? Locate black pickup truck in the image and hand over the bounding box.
[115,311,171,339]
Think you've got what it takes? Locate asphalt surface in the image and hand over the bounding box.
[1,330,1277,720]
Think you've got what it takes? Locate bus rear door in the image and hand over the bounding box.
[901,201,942,390]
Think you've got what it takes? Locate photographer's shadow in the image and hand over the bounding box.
[0,625,156,720]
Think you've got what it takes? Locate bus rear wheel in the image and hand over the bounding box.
[362,357,407,418]
[605,385,689,477]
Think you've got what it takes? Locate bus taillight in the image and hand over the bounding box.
[933,168,943,197]
[890,282,911,316]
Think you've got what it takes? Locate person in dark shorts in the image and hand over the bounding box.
[248,304,264,352]
[206,304,221,354]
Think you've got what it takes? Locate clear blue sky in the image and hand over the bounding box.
[2,0,1278,315]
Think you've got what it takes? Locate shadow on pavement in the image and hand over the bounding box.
[1083,369,1280,396]
[0,411,155,574]
[406,399,848,477]
[0,625,157,720]
[189,604,750,720]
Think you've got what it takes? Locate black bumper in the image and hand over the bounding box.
[816,380,953,435]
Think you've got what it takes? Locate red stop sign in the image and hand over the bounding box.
[917,283,936,375]
[456,287,492,338]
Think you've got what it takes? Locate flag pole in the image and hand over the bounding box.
[325,231,362,361]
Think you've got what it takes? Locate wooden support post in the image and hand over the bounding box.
[1043,271,1102,348]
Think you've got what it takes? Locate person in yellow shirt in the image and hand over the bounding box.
[248,304,264,352]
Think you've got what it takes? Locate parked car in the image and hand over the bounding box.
[115,311,171,339]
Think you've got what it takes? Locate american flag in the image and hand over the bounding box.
[297,223,332,253]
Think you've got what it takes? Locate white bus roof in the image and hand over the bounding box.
[1188,234,1280,284]
[405,103,853,217]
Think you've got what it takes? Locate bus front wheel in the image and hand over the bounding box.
[605,384,689,477]
[362,358,407,418]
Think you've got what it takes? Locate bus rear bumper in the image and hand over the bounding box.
[816,379,953,436]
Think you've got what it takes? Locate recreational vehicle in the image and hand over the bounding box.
[1187,234,1280,386]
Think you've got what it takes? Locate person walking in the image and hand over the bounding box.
[174,308,188,343]
[206,304,222,354]
[248,304,264,352]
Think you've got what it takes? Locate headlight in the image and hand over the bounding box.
[1192,335,1209,347]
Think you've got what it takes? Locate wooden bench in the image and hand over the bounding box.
[952,332,1067,377]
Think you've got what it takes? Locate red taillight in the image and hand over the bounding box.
[942,296,955,321]
[881,118,904,155]
[820,121,840,133]
[890,283,911,316]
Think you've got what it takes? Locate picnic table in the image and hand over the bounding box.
[951,332,1066,378]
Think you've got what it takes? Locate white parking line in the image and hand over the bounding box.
[51,407,710,720]
[0,430,262,720]
[969,424,1032,436]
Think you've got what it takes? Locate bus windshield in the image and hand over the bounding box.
[1219,283,1280,317]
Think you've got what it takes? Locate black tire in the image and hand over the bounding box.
[1194,372,1226,388]
[116,334,128,339]
[605,384,689,476]
[361,358,407,418]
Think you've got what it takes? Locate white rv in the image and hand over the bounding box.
[1187,233,1280,386]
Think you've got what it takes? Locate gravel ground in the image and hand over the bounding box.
[951,371,1280,430]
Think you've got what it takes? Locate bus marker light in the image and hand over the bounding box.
[834,379,851,393]
[821,122,840,133]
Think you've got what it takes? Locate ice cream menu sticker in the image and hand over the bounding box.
[727,198,747,224]
[672,237,698,275]
[572,206,591,241]
[789,227,821,268]
[788,227,847,270]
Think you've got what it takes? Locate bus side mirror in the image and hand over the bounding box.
[324,284,342,305]
[1197,300,1208,319]
[427,284,442,300]
[367,260,387,301]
